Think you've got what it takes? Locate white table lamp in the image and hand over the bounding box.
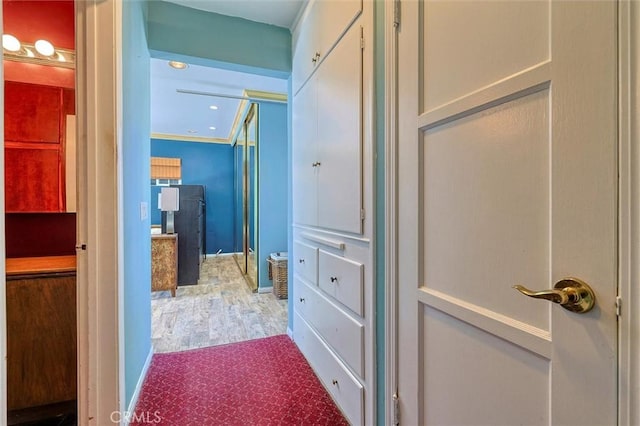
[159,187,179,234]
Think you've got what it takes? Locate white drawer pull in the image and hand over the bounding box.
[299,297,306,303]
[330,276,338,283]
[332,379,338,386]
[299,258,305,264]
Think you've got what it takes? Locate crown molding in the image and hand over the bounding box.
[150,133,230,144]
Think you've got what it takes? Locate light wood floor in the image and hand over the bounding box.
[151,255,288,353]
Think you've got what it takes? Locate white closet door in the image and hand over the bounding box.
[292,1,320,95]
[292,77,318,227]
[316,22,363,234]
[316,0,362,63]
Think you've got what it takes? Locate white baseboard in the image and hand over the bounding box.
[125,347,154,424]
[205,252,237,257]
[258,286,273,294]
[287,327,294,340]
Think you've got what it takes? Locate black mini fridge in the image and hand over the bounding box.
[162,185,206,285]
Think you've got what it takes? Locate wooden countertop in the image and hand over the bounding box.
[152,233,178,240]
[6,255,76,276]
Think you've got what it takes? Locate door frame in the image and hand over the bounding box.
[383,1,640,424]
[0,0,122,424]
[617,1,640,424]
[76,0,123,424]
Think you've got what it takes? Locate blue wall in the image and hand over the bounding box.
[122,0,151,409]
[151,139,235,253]
[146,1,291,78]
[257,102,288,289]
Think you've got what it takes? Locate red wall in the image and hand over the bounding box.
[4,0,76,255]
[3,0,75,88]
[3,0,74,48]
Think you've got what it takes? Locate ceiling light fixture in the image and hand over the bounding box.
[209,126,216,130]
[209,105,218,110]
[2,34,21,52]
[34,39,55,56]
[168,61,188,70]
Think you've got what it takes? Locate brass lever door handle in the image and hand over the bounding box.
[513,277,596,313]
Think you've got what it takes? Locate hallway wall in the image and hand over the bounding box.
[122,0,151,409]
[257,102,288,289]
[146,1,291,78]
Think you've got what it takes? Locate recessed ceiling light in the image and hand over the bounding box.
[168,61,188,70]
[209,126,216,130]
[2,34,21,52]
[209,105,218,110]
[34,39,55,56]
[187,129,197,134]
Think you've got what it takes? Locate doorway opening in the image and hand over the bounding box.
[3,0,78,424]
[148,59,289,353]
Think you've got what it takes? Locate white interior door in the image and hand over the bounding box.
[396,1,618,425]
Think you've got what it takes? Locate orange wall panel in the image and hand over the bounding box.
[5,146,61,212]
[5,81,62,144]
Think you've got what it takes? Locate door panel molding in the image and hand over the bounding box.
[418,61,550,131]
[418,288,551,359]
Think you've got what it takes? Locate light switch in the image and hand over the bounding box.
[140,201,148,220]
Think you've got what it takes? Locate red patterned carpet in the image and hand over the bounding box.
[131,335,349,425]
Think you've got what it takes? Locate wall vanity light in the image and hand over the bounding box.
[2,34,75,69]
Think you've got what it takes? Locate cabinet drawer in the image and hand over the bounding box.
[294,312,364,426]
[295,277,364,378]
[318,250,364,316]
[293,240,318,284]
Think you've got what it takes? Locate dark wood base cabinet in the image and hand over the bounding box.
[6,256,77,412]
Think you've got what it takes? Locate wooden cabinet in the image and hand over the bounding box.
[152,234,178,297]
[292,20,364,234]
[6,256,77,411]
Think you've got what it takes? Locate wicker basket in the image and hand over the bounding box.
[267,253,288,299]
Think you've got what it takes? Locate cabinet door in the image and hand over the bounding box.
[292,1,320,95]
[293,0,362,96]
[316,23,363,234]
[292,78,318,227]
[316,0,362,63]
[5,145,62,212]
[5,82,62,143]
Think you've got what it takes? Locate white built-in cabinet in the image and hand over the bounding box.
[291,1,374,425]
[293,17,364,235]
[291,0,362,94]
